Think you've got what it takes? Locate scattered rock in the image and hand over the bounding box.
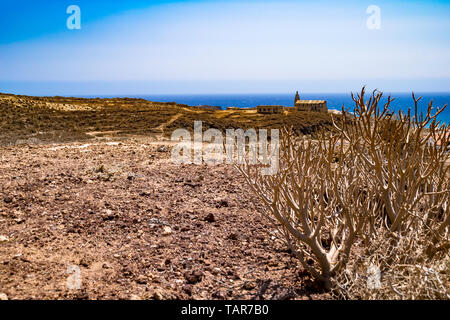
[95,164,105,173]
[0,133,330,300]
[79,257,91,268]
[162,226,172,236]
[243,281,256,290]
[157,145,169,152]
[212,290,226,300]
[148,218,169,227]
[122,268,133,277]
[228,233,238,241]
[273,288,296,300]
[136,275,148,284]
[215,199,229,208]
[183,181,201,188]
[232,270,241,280]
[152,291,163,300]
[0,293,8,300]
[12,253,30,263]
[204,212,216,223]
[14,217,25,224]
[184,270,204,284]
[75,291,89,300]
[156,265,165,271]
[3,197,12,204]
[211,267,221,275]
[182,284,193,296]
[103,209,115,221]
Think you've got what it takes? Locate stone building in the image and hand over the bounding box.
[257,105,284,114]
[294,91,327,112]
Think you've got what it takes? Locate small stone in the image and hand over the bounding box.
[156,265,165,272]
[3,197,12,204]
[204,212,215,223]
[0,235,9,243]
[211,267,221,275]
[157,145,169,152]
[0,293,8,300]
[215,199,229,208]
[182,284,193,296]
[212,290,226,300]
[243,281,256,290]
[130,294,141,300]
[75,291,89,300]
[228,233,238,240]
[153,291,163,300]
[136,275,148,284]
[122,268,132,277]
[162,226,172,235]
[79,257,90,268]
[103,209,115,221]
[184,270,203,284]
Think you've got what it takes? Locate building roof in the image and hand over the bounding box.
[295,100,326,104]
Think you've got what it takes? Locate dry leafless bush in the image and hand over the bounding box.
[237,129,376,290]
[333,225,449,299]
[330,88,449,299]
[237,87,449,297]
[335,88,449,235]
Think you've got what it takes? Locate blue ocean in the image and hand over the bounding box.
[88,93,450,124]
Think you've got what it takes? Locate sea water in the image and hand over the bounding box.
[136,93,450,124]
[83,93,450,124]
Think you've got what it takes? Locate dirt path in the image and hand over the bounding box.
[154,113,183,138]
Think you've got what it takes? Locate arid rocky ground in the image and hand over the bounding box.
[0,138,332,300]
[0,94,332,300]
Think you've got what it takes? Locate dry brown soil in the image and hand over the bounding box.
[0,94,333,300]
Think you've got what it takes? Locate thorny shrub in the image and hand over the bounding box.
[237,87,449,298]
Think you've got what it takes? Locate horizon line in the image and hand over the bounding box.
[2,91,450,97]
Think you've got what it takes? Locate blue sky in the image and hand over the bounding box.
[1,0,449,94]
